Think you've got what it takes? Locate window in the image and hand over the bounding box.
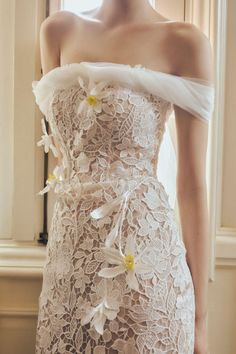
[61,0,102,13]
[61,0,155,13]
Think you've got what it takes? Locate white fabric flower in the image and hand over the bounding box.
[175,292,193,326]
[37,118,58,157]
[77,76,109,118]
[73,130,83,149]
[81,297,119,335]
[143,185,161,209]
[37,164,64,195]
[76,152,94,173]
[98,234,153,291]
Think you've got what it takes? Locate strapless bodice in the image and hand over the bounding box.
[32,61,215,203]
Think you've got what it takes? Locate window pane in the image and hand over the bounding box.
[62,0,102,13]
[61,0,155,13]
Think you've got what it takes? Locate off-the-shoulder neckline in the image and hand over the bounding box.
[39,61,214,88]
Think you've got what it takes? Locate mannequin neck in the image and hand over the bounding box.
[95,0,157,26]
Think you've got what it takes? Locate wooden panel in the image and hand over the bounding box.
[12,0,37,240]
[0,0,14,239]
[0,275,42,354]
[221,0,236,227]
[0,0,43,241]
[49,0,60,14]
[208,267,236,354]
[155,0,185,21]
[0,316,38,354]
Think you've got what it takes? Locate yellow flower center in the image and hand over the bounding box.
[86,95,97,106]
[124,254,135,270]
[48,173,56,181]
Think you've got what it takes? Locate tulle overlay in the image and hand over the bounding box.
[32,62,214,353]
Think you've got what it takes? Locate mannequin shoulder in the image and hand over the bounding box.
[39,11,79,75]
[39,10,79,42]
[163,22,214,82]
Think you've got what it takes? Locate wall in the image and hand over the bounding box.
[221,0,236,227]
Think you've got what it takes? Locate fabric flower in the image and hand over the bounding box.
[73,130,83,149]
[98,234,153,291]
[77,76,109,118]
[37,164,64,195]
[76,152,94,173]
[81,297,119,335]
[37,118,58,157]
[175,292,193,326]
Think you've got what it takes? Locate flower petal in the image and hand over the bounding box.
[80,306,96,325]
[37,185,50,195]
[98,90,110,99]
[77,100,87,115]
[40,118,47,134]
[77,76,86,90]
[101,247,123,264]
[98,265,125,278]
[105,218,121,248]
[53,164,64,178]
[124,234,136,255]
[92,312,106,335]
[94,102,102,113]
[90,196,121,219]
[104,307,119,321]
[104,297,119,311]
[90,192,129,219]
[76,152,92,173]
[126,270,139,291]
[88,77,95,92]
[50,143,59,157]
[94,80,108,93]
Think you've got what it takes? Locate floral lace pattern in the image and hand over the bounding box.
[35,74,195,353]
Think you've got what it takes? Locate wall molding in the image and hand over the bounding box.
[0,307,38,317]
[215,228,236,266]
[0,232,235,280]
[0,241,45,277]
[208,0,230,279]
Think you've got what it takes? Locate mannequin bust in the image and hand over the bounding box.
[40,0,213,81]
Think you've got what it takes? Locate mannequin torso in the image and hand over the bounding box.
[40,8,213,81]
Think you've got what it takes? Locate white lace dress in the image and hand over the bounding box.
[32,61,215,354]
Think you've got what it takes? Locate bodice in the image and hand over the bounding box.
[49,79,171,183]
[32,61,215,203]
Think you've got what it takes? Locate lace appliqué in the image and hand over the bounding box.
[35,75,195,354]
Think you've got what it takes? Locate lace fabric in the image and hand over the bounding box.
[32,61,215,122]
[32,62,214,353]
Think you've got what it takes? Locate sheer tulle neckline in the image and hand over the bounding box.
[41,60,214,87]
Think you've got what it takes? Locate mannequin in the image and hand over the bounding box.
[37,1,214,353]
